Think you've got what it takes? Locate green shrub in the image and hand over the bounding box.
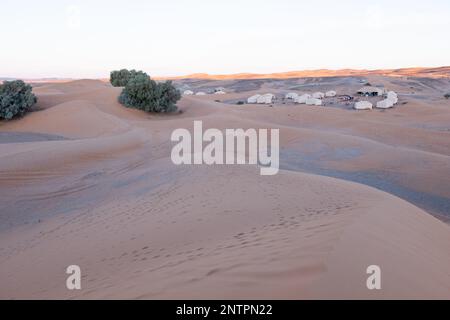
[118,73,180,113]
[0,80,37,120]
[110,69,147,87]
[110,69,130,87]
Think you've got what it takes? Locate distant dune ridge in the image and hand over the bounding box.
[0,75,450,299]
[155,66,450,80]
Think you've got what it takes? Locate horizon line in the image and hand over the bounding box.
[2,65,450,81]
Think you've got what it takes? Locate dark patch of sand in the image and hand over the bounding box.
[281,147,450,222]
[0,132,67,144]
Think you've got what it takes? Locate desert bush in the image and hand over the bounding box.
[236,101,244,105]
[0,80,37,120]
[444,93,450,99]
[110,69,147,87]
[118,73,180,113]
[110,69,130,87]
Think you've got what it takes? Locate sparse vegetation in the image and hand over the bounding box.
[445,93,450,99]
[118,72,180,113]
[236,101,244,105]
[0,80,37,120]
[110,69,147,87]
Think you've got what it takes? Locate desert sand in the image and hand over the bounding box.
[1,75,450,299]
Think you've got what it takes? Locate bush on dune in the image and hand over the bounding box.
[445,93,450,99]
[118,72,180,113]
[0,80,37,120]
[110,69,147,87]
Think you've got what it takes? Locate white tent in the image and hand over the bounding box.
[376,99,394,109]
[354,101,373,110]
[306,98,323,106]
[285,92,299,100]
[312,92,325,99]
[195,92,206,96]
[387,91,398,104]
[257,93,275,104]
[183,90,194,95]
[387,91,397,98]
[247,94,261,104]
[388,96,398,105]
[294,94,311,104]
[325,90,337,97]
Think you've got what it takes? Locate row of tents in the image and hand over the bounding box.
[247,91,337,105]
[289,91,337,99]
[183,88,226,96]
[247,93,276,104]
[354,91,399,110]
[291,91,336,106]
[247,89,398,110]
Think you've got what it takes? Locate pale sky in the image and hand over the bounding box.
[1,0,450,78]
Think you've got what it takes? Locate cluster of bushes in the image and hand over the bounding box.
[0,80,37,120]
[113,69,180,113]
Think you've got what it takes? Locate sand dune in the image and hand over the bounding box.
[1,79,449,299]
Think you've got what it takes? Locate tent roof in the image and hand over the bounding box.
[357,86,384,94]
